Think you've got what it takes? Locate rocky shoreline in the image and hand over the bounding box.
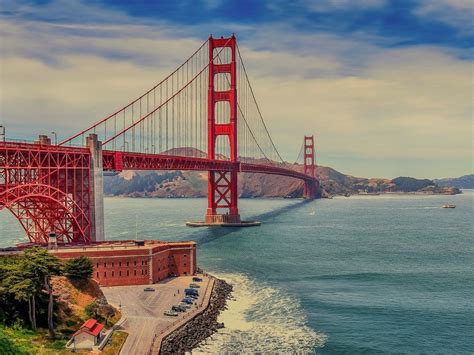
[159,277,233,354]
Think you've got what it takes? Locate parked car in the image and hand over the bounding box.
[192,277,203,282]
[179,303,191,309]
[185,288,199,296]
[164,310,178,317]
[182,298,194,304]
[144,287,155,292]
[172,305,187,312]
[189,283,201,289]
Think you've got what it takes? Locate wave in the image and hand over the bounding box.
[194,272,326,354]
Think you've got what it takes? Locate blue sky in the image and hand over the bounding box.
[0,0,472,178]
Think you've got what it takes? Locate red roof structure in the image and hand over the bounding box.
[73,319,104,337]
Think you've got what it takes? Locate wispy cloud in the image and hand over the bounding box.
[414,0,474,35]
[300,0,387,12]
[0,0,472,178]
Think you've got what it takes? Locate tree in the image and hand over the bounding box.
[85,301,116,326]
[3,248,62,337]
[2,260,36,330]
[23,248,62,338]
[102,304,116,327]
[85,301,100,319]
[64,256,93,281]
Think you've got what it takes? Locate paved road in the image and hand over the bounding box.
[102,275,210,355]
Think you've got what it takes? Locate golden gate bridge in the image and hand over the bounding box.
[0,35,319,244]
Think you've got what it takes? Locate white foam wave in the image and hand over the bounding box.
[194,272,326,354]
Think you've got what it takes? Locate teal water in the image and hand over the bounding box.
[1,192,473,353]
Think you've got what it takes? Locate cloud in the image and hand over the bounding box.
[302,0,386,12]
[255,47,472,161]
[0,0,472,178]
[415,0,474,34]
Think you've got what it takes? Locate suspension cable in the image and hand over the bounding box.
[236,43,285,163]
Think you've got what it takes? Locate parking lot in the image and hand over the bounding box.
[102,275,210,355]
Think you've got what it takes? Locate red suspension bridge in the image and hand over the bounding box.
[0,35,320,244]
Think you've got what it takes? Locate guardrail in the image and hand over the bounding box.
[98,317,126,351]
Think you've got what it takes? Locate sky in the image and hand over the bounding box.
[0,0,472,179]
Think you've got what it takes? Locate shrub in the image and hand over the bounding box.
[64,256,93,281]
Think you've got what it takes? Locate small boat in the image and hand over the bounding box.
[442,204,456,208]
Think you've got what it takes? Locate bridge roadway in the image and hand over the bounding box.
[0,141,316,184]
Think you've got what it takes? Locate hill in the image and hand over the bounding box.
[0,276,120,354]
[103,150,460,197]
[434,174,474,189]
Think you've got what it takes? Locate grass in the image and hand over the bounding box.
[101,331,128,355]
[0,326,90,355]
[0,326,128,355]
[0,326,38,354]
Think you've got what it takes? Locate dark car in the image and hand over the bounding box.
[182,298,194,304]
[172,305,186,312]
[144,287,155,292]
[192,277,203,282]
[185,288,199,296]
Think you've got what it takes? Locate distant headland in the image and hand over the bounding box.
[103,151,465,198]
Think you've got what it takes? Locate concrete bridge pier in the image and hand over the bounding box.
[87,134,105,242]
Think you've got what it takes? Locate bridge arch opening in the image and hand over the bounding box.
[215,135,231,160]
[215,101,230,124]
[214,73,231,92]
[0,207,26,246]
[0,184,90,244]
[213,47,232,64]
[1,196,84,244]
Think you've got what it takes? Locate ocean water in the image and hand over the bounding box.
[1,191,473,354]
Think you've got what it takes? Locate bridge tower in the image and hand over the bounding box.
[205,35,241,224]
[303,135,318,198]
[86,134,105,241]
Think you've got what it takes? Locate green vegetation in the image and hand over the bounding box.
[64,256,93,281]
[0,325,72,354]
[435,174,474,189]
[392,177,435,192]
[85,301,117,327]
[101,331,128,355]
[0,250,107,352]
[0,325,35,354]
[0,247,61,337]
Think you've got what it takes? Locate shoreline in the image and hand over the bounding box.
[334,191,462,197]
[103,189,462,200]
[159,276,233,354]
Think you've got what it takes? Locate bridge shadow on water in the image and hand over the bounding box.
[183,198,315,246]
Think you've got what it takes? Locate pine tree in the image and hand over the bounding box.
[64,256,93,281]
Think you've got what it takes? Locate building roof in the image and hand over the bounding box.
[47,239,196,254]
[73,319,104,337]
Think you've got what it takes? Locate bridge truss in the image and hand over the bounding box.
[0,35,319,244]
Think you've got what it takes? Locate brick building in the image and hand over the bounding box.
[48,240,196,287]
